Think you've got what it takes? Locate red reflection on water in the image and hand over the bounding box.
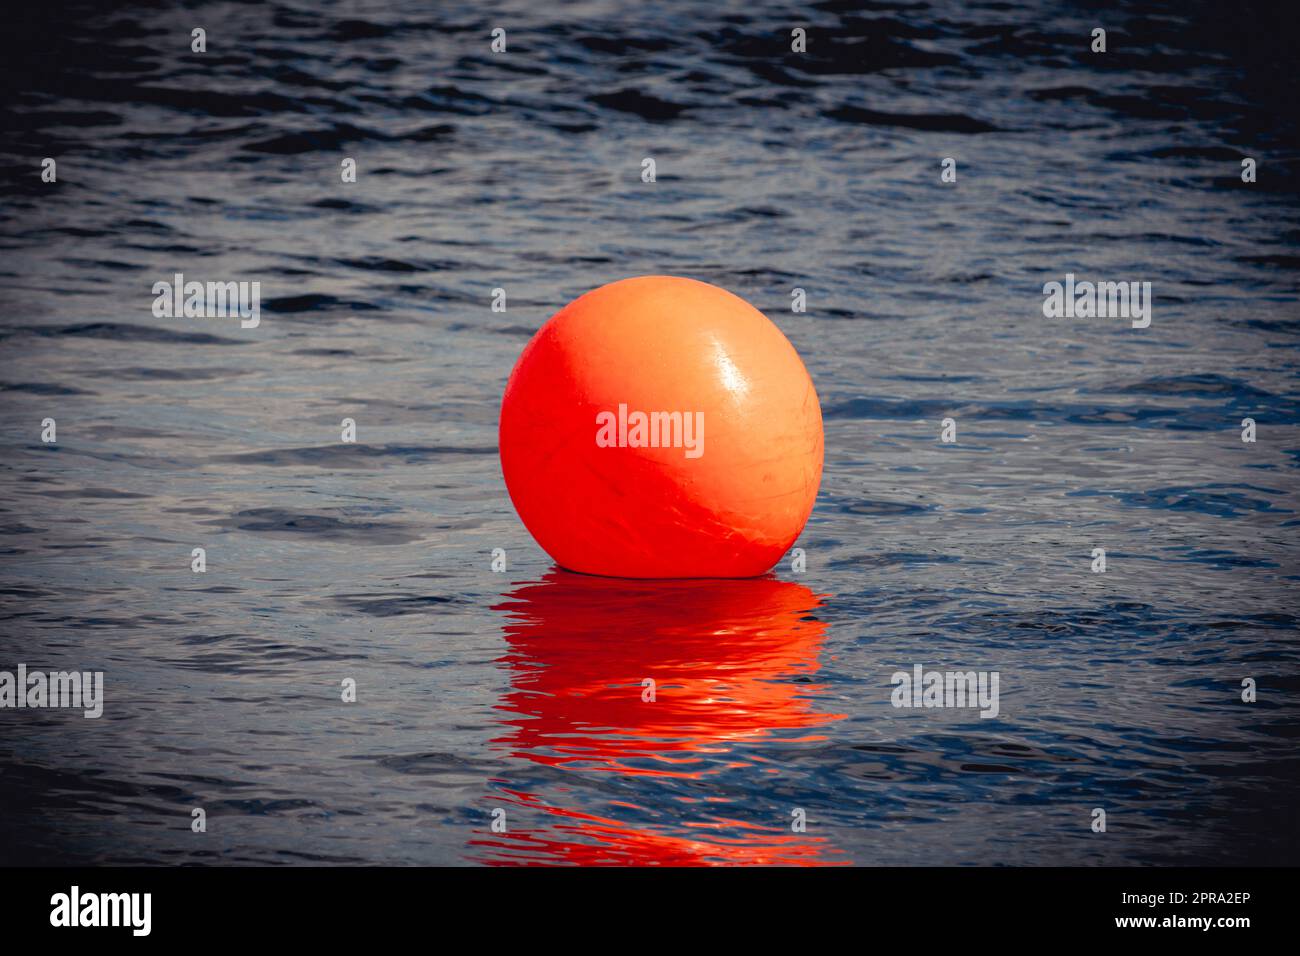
[470,570,848,865]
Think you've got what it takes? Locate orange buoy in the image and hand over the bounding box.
[499,275,823,578]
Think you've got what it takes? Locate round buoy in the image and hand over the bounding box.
[499,275,822,578]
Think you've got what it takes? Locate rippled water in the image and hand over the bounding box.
[1,0,1298,865]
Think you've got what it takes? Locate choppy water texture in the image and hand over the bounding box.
[1,0,1298,865]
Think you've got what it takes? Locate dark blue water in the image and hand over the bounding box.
[1,0,1298,865]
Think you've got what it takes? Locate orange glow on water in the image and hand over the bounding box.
[471,571,848,865]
